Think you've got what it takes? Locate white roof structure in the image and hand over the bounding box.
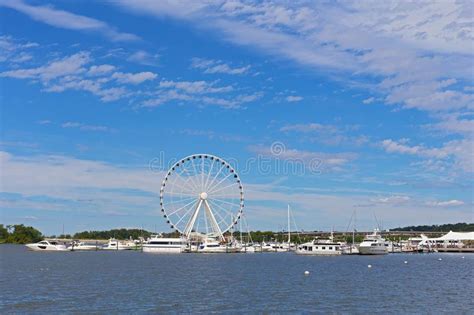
[431,231,474,241]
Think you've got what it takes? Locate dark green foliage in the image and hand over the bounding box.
[73,228,152,240]
[390,223,474,232]
[0,224,9,243]
[0,224,43,244]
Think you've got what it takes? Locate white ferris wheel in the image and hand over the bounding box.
[160,154,244,240]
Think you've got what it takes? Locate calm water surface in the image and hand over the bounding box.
[1,244,473,314]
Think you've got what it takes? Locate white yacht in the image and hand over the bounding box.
[25,240,68,251]
[255,242,275,252]
[240,243,257,253]
[70,240,99,251]
[102,238,134,250]
[196,238,241,253]
[142,236,185,253]
[358,229,388,255]
[296,233,343,255]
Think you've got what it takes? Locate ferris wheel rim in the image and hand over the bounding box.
[159,153,244,236]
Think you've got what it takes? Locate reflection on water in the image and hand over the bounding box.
[0,244,472,313]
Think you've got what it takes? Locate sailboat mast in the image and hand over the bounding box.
[287,204,291,246]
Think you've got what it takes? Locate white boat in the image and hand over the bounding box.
[25,240,68,251]
[196,238,241,253]
[102,238,134,250]
[142,235,185,253]
[359,229,387,255]
[240,243,256,253]
[70,240,99,251]
[341,244,359,255]
[296,233,343,255]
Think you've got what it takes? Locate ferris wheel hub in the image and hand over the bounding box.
[200,192,208,200]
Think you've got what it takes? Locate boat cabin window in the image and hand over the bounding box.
[322,246,326,250]
[329,247,333,250]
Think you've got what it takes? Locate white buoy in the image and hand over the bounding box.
[404,261,408,264]
[438,258,442,261]
[368,264,372,268]
[304,271,310,275]
[462,256,465,259]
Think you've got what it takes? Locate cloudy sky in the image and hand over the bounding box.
[1,0,472,235]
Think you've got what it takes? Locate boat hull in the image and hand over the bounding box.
[142,246,183,253]
[25,244,68,251]
[358,246,387,255]
[295,250,342,255]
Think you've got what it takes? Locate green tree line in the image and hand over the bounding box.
[0,224,43,244]
[390,222,474,232]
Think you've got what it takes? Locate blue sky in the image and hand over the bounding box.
[0,0,472,235]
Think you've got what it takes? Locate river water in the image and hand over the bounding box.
[0,244,472,314]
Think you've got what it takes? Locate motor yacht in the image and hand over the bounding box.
[358,229,388,255]
[296,233,343,255]
[196,238,241,253]
[102,238,134,250]
[142,235,185,253]
[25,240,68,251]
[70,240,99,251]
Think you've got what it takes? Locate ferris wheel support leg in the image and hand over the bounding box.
[184,199,203,238]
[204,200,224,241]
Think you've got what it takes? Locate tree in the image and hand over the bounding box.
[6,224,43,244]
[0,224,9,243]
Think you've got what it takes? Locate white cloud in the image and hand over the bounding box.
[249,144,356,172]
[0,151,163,217]
[127,50,160,66]
[0,35,38,63]
[280,123,367,147]
[191,57,250,75]
[381,139,473,173]
[362,97,375,104]
[111,71,157,85]
[87,64,116,76]
[1,51,90,81]
[285,95,303,102]
[159,80,233,94]
[371,195,411,204]
[281,123,336,133]
[426,200,465,207]
[61,122,115,132]
[113,0,474,126]
[1,0,139,42]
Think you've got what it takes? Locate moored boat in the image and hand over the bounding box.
[358,229,387,255]
[142,235,185,253]
[25,240,68,251]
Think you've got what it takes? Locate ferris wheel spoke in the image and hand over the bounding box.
[211,197,240,207]
[175,200,200,227]
[165,191,197,197]
[208,199,235,219]
[205,162,227,193]
[167,198,199,217]
[208,181,239,195]
[164,196,195,206]
[190,158,202,192]
[168,168,197,195]
[207,171,235,194]
[203,157,215,191]
[201,157,205,191]
[212,208,228,231]
[169,179,197,197]
[179,163,201,194]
